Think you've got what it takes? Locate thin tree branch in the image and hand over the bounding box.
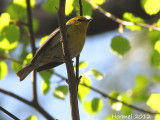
[0,106,20,120]
[0,89,55,120]
[82,84,160,115]
[76,55,80,80]
[78,0,83,16]
[57,0,80,120]
[86,0,160,31]
[3,56,159,115]
[52,72,160,115]
[26,0,37,103]
[75,0,83,81]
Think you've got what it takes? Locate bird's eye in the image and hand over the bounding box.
[77,19,84,22]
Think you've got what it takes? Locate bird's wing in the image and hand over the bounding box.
[37,62,63,72]
[31,27,61,64]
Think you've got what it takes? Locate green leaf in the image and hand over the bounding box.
[42,0,59,14]
[79,61,88,69]
[133,75,148,93]
[157,19,160,27]
[39,70,53,82]
[91,69,103,80]
[153,74,160,83]
[0,25,20,51]
[111,35,130,57]
[13,0,35,8]
[25,115,37,120]
[123,12,145,31]
[40,35,49,45]
[154,40,160,54]
[65,0,74,16]
[90,0,105,5]
[42,80,51,94]
[23,53,33,65]
[108,91,119,105]
[82,0,93,16]
[83,98,103,114]
[11,61,22,72]
[0,13,10,32]
[53,85,68,100]
[74,61,88,70]
[7,4,27,19]
[120,93,132,115]
[33,18,39,32]
[39,70,53,94]
[155,115,160,120]
[0,61,8,80]
[141,0,160,15]
[150,50,160,68]
[132,92,149,102]
[148,30,160,45]
[74,0,92,16]
[147,94,160,112]
[78,76,91,102]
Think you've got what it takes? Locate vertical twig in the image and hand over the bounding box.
[26,0,37,103]
[78,0,83,16]
[0,106,20,120]
[76,0,83,80]
[57,0,80,120]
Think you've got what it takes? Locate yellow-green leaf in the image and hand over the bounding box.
[40,35,49,45]
[42,0,59,13]
[90,0,105,5]
[54,85,68,100]
[123,12,145,31]
[150,50,160,68]
[42,80,51,94]
[0,13,10,32]
[65,0,74,16]
[11,61,22,72]
[7,4,27,19]
[23,53,33,65]
[91,69,103,80]
[78,76,91,102]
[25,115,37,120]
[13,0,35,8]
[83,98,103,114]
[154,40,160,54]
[39,70,53,94]
[147,94,160,112]
[153,74,160,83]
[155,115,160,120]
[133,75,148,93]
[0,25,20,51]
[0,61,8,80]
[141,0,160,15]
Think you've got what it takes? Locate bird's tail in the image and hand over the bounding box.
[16,64,35,81]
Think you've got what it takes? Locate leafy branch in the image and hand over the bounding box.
[86,0,160,31]
[1,55,159,115]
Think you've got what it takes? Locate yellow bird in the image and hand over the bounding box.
[17,16,92,81]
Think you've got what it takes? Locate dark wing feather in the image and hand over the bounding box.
[37,62,63,72]
[31,27,60,64]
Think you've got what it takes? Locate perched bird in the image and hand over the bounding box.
[16,16,92,81]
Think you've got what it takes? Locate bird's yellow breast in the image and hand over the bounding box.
[67,24,88,58]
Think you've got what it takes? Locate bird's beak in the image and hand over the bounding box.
[86,18,92,22]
